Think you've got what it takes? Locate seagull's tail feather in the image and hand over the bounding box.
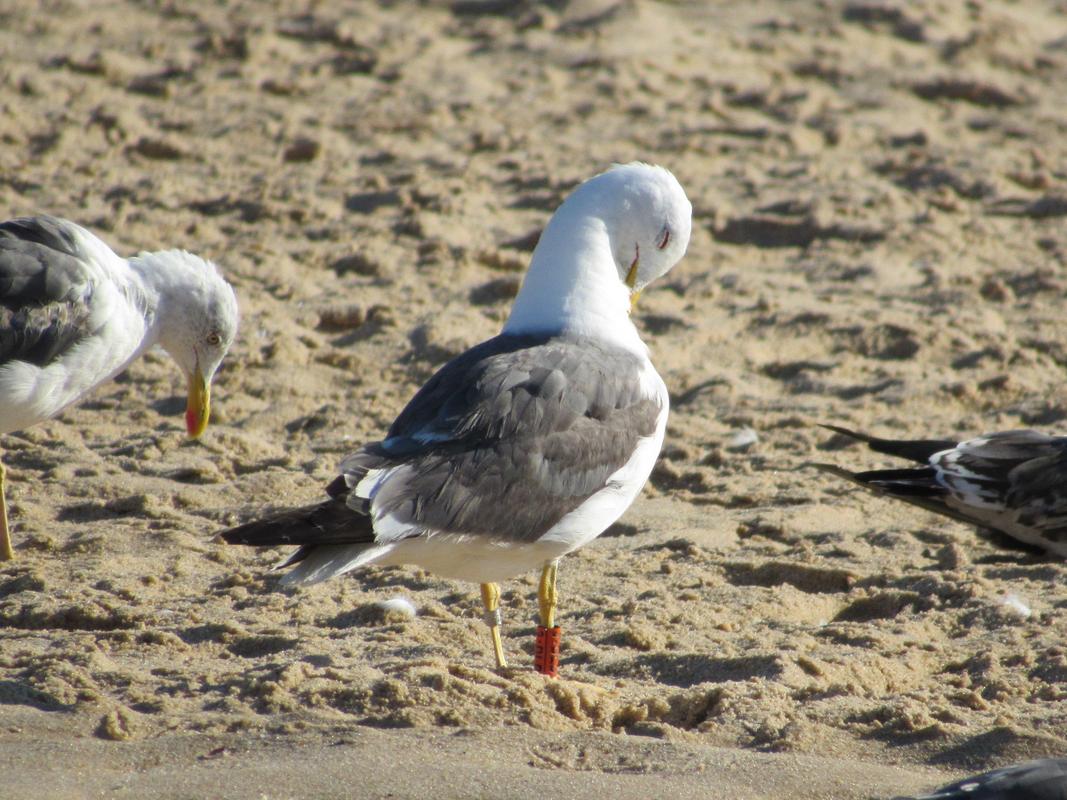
[819,424,957,465]
[215,500,389,586]
[810,462,945,497]
[215,499,374,548]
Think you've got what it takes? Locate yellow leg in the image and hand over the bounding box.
[480,582,507,669]
[0,458,12,562]
[538,560,558,628]
[534,560,562,677]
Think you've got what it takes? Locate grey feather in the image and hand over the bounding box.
[328,333,662,544]
[0,216,96,367]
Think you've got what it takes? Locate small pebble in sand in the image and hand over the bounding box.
[283,137,321,163]
[316,303,367,331]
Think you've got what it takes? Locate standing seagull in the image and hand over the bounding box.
[218,162,692,676]
[0,216,239,560]
[815,425,1067,558]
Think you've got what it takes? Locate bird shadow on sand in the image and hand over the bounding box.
[593,652,784,688]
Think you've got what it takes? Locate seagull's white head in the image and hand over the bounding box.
[585,162,692,297]
[504,162,692,344]
[133,250,239,438]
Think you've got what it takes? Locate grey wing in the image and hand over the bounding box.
[337,335,663,542]
[0,217,96,367]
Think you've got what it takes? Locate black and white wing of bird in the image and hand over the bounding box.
[815,424,1067,558]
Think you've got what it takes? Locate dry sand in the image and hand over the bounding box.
[1,1,1066,797]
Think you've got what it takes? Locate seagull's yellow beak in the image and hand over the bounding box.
[185,371,210,439]
[626,256,641,313]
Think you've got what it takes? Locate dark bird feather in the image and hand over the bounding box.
[813,425,1067,557]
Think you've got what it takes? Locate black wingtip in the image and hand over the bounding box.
[808,461,947,499]
[805,461,863,482]
[214,518,291,547]
[819,423,956,465]
[818,423,868,441]
[214,499,376,549]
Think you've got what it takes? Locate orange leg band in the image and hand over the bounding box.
[534,625,561,677]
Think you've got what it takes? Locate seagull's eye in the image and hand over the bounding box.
[206,332,222,346]
[656,226,671,250]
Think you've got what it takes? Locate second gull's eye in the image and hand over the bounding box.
[656,227,671,250]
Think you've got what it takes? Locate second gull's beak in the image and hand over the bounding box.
[185,370,210,439]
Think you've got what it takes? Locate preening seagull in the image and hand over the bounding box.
[0,216,239,560]
[899,757,1067,800]
[815,425,1067,558]
[218,162,692,676]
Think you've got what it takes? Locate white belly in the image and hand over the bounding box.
[376,534,572,583]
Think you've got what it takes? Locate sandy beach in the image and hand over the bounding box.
[1,1,1065,797]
